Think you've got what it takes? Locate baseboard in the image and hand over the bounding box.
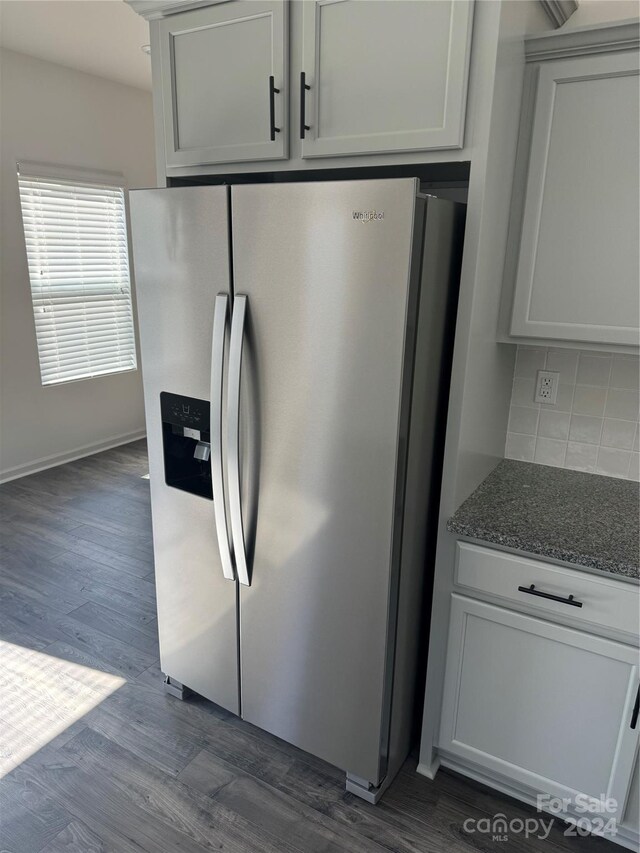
[0,429,147,484]
[615,825,640,852]
[439,753,637,851]
[416,757,441,780]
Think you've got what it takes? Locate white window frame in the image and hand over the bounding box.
[17,161,138,387]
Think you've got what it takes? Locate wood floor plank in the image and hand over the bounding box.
[0,574,88,616]
[0,495,82,533]
[101,673,230,723]
[71,524,154,561]
[0,625,52,653]
[176,748,237,797]
[271,753,441,853]
[0,589,157,677]
[61,537,152,579]
[38,819,138,853]
[1,607,63,650]
[49,551,156,603]
[39,641,132,680]
[1,476,76,504]
[4,469,100,502]
[85,703,201,777]
[1,554,157,626]
[0,532,66,567]
[7,756,213,853]
[65,494,152,528]
[180,750,399,853]
[215,773,395,853]
[0,772,71,853]
[225,713,345,780]
[59,505,153,542]
[0,638,125,781]
[60,728,298,853]
[133,660,164,692]
[66,602,158,654]
[98,682,297,787]
[179,748,445,853]
[0,520,84,556]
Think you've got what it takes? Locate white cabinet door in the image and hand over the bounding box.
[157,1,288,167]
[509,51,640,346]
[621,754,639,836]
[440,595,640,818]
[299,0,473,158]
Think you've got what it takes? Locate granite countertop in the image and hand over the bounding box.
[447,460,640,579]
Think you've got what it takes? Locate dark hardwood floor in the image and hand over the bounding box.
[0,440,611,852]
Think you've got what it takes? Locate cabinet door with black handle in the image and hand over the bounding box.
[156,0,288,168]
[300,0,473,158]
[439,595,640,821]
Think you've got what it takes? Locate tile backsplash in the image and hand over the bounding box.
[505,347,639,481]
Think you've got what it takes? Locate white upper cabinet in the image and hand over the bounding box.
[299,0,473,158]
[133,0,475,172]
[506,25,640,348]
[156,1,288,167]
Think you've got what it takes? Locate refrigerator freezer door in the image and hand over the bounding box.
[231,179,420,783]
[129,186,239,714]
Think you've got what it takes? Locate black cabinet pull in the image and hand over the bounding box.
[631,687,640,730]
[517,584,583,608]
[269,76,280,141]
[300,72,310,139]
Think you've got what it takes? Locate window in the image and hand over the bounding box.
[17,169,137,386]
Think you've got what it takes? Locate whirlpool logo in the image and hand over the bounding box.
[352,210,384,222]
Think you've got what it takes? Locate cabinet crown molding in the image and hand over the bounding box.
[539,0,578,29]
[526,17,640,62]
[125,0,224,21]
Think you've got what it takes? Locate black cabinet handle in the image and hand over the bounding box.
[631,687,640,730]
[300,72,310,139]
[269,76,280,141]
[517,584,583,608]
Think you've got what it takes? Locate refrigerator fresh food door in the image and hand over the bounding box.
[231,179,421,783]
[129,186,239,714]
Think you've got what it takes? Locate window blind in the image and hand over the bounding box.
[17,172,137,386]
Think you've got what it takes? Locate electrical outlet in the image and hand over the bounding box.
[534,370,559,404]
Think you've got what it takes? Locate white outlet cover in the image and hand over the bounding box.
[534,370,560,405]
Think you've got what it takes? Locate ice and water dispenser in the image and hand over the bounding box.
[160,392,212,499]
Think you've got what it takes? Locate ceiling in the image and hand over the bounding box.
[0,0,152,91]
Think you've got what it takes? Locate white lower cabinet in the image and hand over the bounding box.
[621,755,639,837]
[439,595,640,820]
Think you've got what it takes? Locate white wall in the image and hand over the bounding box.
[0,48,156,481]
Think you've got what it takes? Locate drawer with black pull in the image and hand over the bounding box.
[455,542,639,640]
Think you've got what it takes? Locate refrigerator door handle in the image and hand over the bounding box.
[228,294,251,587]
[211,293,236,582]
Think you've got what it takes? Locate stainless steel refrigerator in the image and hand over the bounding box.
[129,178,464,802]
